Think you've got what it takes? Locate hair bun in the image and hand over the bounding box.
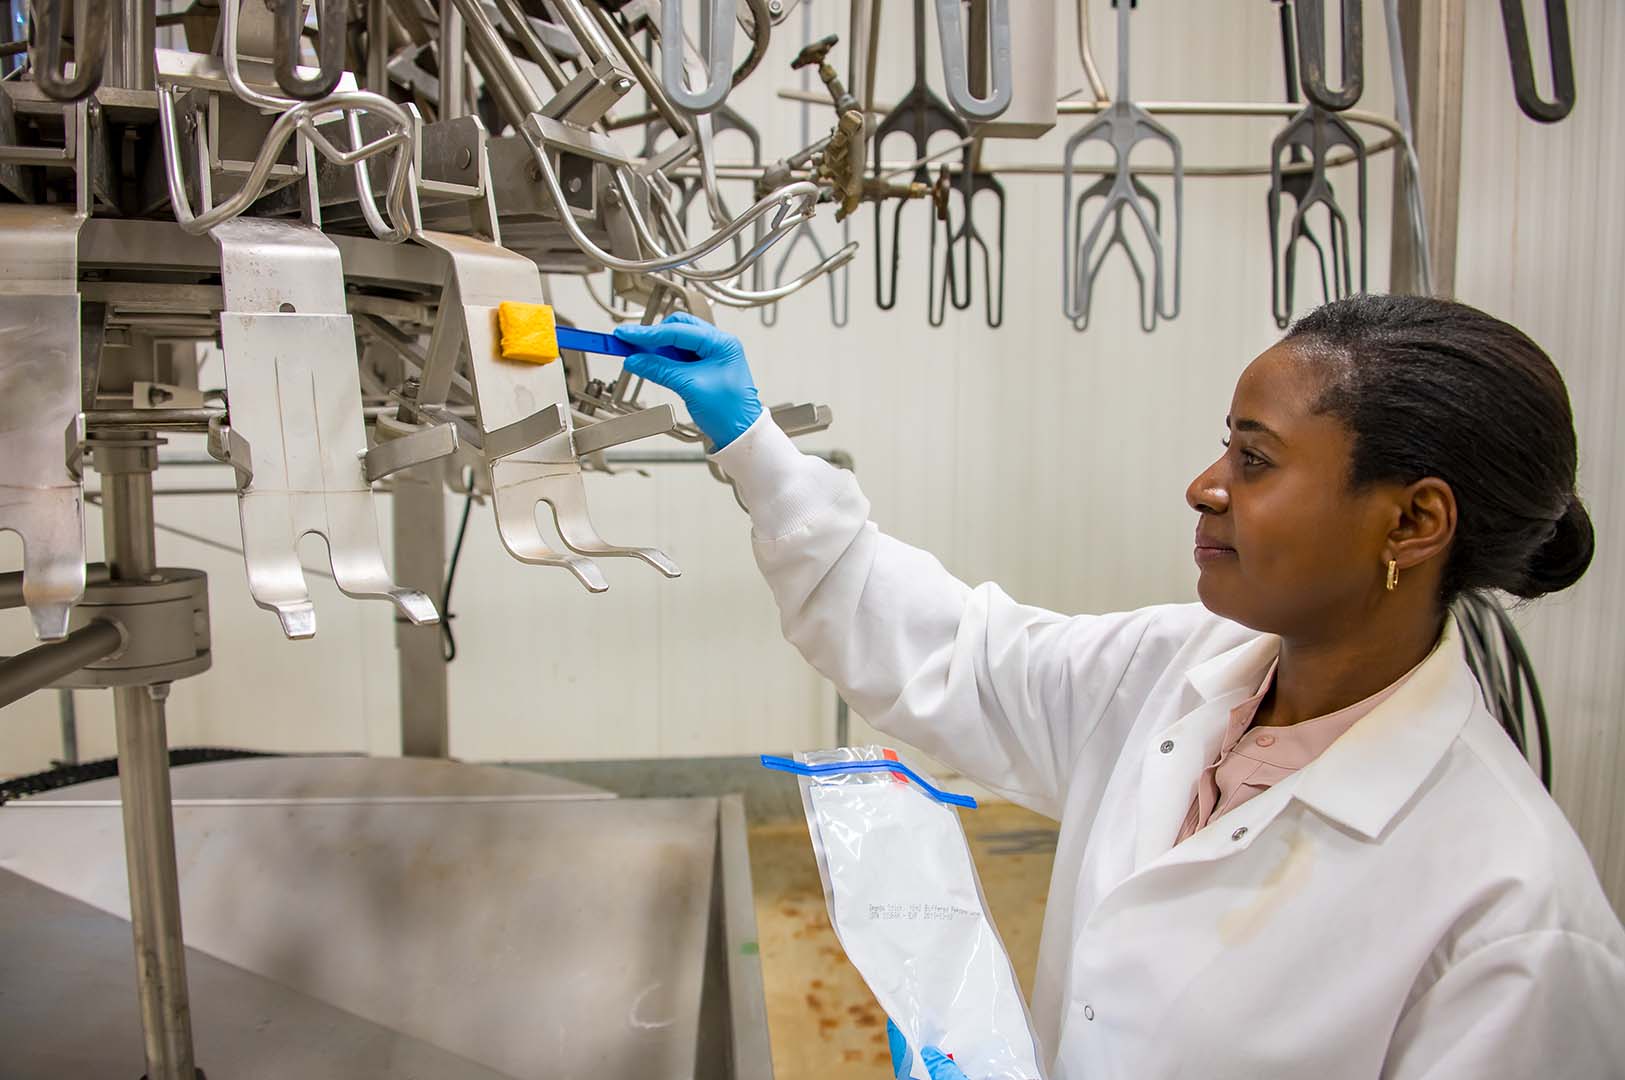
[1512,496,1595,598]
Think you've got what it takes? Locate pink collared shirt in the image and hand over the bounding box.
[1175,660,1419,845]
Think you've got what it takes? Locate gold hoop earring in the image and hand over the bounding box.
[1385,560,1399,592]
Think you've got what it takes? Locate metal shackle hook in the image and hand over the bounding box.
[1294,0,1364,112]
[660,0,739,114]
[273,0,348,100]
[1498,0,1575,124]
[933,0,1012,122]
[31,0,108,101]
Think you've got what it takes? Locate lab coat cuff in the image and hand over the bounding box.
[710,412,846,540]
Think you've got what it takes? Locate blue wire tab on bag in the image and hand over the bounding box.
[759,754,978,809]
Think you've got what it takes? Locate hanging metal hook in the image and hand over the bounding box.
[272,0,348,100]
[1294,0,1363,112]
[661,0,740,114]
[933,0,1013,122]
[1498,0,1575,123]
[30,0,108,101]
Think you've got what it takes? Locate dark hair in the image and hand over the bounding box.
[1285,294,1593,602]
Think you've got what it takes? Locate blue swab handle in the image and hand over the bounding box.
[556,325,697,365]
[759,754,978,809]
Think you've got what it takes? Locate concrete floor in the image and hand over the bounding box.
[747,802,1058,1079]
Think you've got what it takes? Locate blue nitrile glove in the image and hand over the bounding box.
[612,312,763,450]
[888,1018,970,1080]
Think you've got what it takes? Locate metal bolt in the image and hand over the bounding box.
[1083,1005,1095,1021]
[1231,827,1248,842]
[1159,740,1174,754]
[768,0,783,13]
[567,176,583,194]
[456,147,473,169]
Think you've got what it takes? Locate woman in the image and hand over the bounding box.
[615,295,1625,1079]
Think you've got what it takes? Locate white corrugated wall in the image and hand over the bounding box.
[1454,0,1625,912]
[1,3,1618,915]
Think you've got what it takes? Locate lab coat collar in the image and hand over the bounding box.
[1290,616,1475,840]
[1185,632,1281,703]
[1181,616,1475,842]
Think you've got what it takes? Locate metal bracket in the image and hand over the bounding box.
[364,414,461,483]
[540,57,636,130]
[0,96,90,215]
[572,405,678,455]
[414,229,680,592]
[0,205,90,641]
[206,415,255,486]
[210,217,439,639]
[54,569,213,687]
[768,402,833,438]
[481,402,568,460]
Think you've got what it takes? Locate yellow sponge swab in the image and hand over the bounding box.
[497,301,560,364]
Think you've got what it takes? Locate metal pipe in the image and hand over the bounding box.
[0,563,108,609]
[113,680,194,1080]
[97,444,196,1080]
[686,139,1393,180]
[57,688,79,765]
[585,1,690,135]
[1390,0,1464,297]
[0,620,124,709]
[103,477,157,580]
[594,448,852,466]
[1075,0,1108,103]
[393,463,449,758]
[367,0,390,92]
[450,0,545,120]
[490,0,571,91]
[89,409,222,429]
[86,406,478,436]
[107,0,155,90]
[543,0,610,65]
[439,0,468,118]
[777,86,1403,134]
[849,0,881,138]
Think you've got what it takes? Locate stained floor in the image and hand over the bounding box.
[748,802,1058,1079]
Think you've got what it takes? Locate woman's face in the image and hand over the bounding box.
[1185,342,1397,638]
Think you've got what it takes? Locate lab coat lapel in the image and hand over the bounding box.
[1287,616,1476,839]
[1130,633,1281,870]
[1130,695,1238,869]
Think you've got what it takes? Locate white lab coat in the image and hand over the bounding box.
[712,416,1625,1080]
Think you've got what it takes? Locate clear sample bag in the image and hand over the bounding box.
[763,746,1045,1080]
